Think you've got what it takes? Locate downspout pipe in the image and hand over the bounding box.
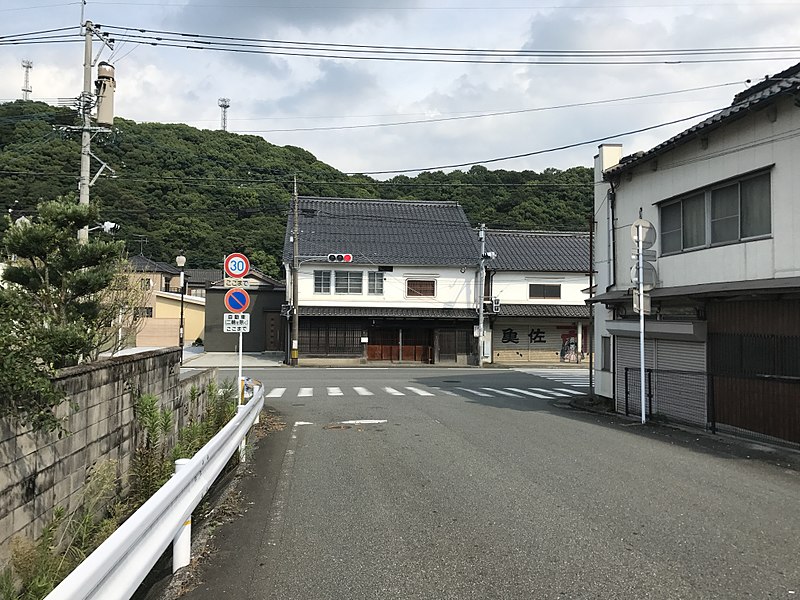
[605,180,617,293]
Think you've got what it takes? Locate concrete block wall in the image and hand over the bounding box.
[0,348,218,567]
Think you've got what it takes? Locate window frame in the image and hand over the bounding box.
[659,170,771,256]
[313,270,331,294]
[406,279,436,298]
[368,271,384,295]
[528,283,561,299]
[334,270,363,295]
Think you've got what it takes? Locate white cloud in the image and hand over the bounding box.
[3,0,800,179]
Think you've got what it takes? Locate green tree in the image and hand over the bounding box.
[0,197,125,431]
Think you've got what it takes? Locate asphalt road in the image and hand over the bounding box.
[180,367,799,600]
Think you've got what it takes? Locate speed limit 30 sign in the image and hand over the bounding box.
[224,253,250,278]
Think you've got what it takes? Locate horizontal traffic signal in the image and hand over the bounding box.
[327,253,353,262]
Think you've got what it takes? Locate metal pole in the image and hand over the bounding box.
[477,223,486,367]
[238,330,243,404]
[172,459,191,573]
[588,218,594,395]
[179,269,185,362]
[78,21,93,244]
[638,221,646,424]
[291,177,299,366]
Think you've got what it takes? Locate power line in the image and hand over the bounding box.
[234,81,744,133]
[347,107,727,175]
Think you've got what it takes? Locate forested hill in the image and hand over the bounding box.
[0,100,593,276]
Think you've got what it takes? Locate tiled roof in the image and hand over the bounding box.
[496,304,590,319]
[485,230,590,272]
[283,197,480,267]
[184,268,223,284]
[129,255,181,275]
[299,306,477,319]
[606,61,800,176]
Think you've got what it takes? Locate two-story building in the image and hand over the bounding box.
[283,197,481,365]
[484,230,591,365]
[590,61,800,446]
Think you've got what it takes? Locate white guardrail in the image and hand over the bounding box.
[45,385,265,600]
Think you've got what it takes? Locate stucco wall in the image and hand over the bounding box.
[0,348,218,566]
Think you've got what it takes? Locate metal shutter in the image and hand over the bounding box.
[652,340,707,427]
[614,336,655,414]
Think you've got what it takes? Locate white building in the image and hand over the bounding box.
[590,62,800,446]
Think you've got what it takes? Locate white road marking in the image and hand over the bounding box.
[298,388,313,397]
[266,388,286,398]
[481,387,521,397]
[294,421,314,426]
[383,387,404,395]
[506,387,550,399]
[531,387,569,397]
[406,386,434,396]
[456,387,492,397]
[327,387,343,396]
[432,387,458,396]
[354,387,373,396]
[556,388,585,396]
[340,419,388,425]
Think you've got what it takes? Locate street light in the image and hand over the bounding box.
[176,252,186,361]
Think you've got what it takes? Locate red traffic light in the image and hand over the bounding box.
[327,253,353,262]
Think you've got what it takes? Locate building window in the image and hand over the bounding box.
[134,307,153,319]
[601,336,611,371]
[314,270,331,294]
[529,283,561,299]
[407,279,435,297]
[335,271,363,294]
[660,171,771,254]
[368,271,384,294]
[140,278,152,290]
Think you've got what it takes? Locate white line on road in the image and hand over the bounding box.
[298,388,313,397]
[383,387,404,395]
[354,387,373,396]
[327,387,343,396]
[340,419,388,425]
[406,386,434,396]
[432,387,458,396]
[456,387,492,397]
[555,388,585,395]
[506,388,550,399]
[294,421,314,426]
[266,388,286,398]
[531,388,569,397]
[481,387,521,397]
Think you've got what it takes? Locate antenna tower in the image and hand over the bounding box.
[218,97,231,131]
[21,60,33,100]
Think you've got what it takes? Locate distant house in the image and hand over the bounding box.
[590,61,800,445]
[128,255,205,348]
[484,230,591,365]
[203,268,286,353]
[283,197,481,365]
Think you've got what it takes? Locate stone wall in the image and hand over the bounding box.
[0,348,218,566]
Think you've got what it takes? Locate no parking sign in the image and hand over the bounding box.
[224,288,250,313]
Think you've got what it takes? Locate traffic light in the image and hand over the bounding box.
[327,253,353,262]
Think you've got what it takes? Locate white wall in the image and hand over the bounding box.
[491,272,588,304]
[297,264,476,309]
[610,95,800,289]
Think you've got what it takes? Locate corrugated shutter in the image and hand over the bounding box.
[614,336,654,414]
[652,340,707,427]
[656,340,706,371]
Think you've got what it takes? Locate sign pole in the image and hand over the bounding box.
[238,330,243,404]
[638,222,646,424]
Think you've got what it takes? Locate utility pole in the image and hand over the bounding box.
[291,177,300,366]
[477,223,486,367]
[21,60,33,100]
[77,22,93,243]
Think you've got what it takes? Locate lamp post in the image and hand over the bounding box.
[176,252,186,362]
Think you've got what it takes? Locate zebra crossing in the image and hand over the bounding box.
[514,368,590,389]
[263,384,585,400]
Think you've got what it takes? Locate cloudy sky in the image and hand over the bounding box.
[2,0,800,179]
